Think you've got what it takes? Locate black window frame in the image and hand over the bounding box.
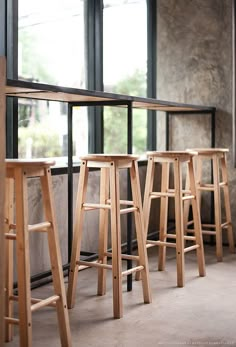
[4,0,157,166]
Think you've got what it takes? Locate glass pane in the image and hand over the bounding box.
[18,0,85,88]
[18,100,88,167]
[133,109,147,155]
[103,0,147,154]
[72,106,88,164]
[104,107,127,154]
[18,0,88,165]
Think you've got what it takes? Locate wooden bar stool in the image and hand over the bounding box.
[185,148,235,261]
[4,159,71,347]
[67,154,152,319]
[142,151,206,287]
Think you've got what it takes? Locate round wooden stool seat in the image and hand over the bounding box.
[67,154,152,319]
[4,159,71,347]
[147,150,198,158]
[5,158,56,166]
[187,148,228,156]
[80,154,139,161]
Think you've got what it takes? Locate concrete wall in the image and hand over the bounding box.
[156,0,236,236]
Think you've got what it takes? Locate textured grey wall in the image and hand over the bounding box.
[156,0,236,238]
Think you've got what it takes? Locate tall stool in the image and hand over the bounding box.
[185,148,235,261]
[142,151,206,287]
[4,159,71,347]
[67,154,152,319]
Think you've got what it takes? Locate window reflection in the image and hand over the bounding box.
[103,0,147,154]
[18,0,88,165]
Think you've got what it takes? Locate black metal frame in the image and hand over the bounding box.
[85,0,104,154]
[3,0,18,158]
[147,0,157,150]
[0,0,6,56]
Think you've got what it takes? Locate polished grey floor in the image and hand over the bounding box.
[6,245,236,347]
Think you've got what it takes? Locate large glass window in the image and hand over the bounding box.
[103,0,147,154]
[18,0,88,165]
[18,0,85,87]
[16,0,149,164]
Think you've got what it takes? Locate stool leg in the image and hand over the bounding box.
[183,167,191,235]
[15,168,32,347]
[213,154,223,261]
[188,158,206,277]
[221,154,235,253]
[173,159,185,287]
[109,161,123,319]
[195,155,203,205]
[135,155,155,281]
[158,162,170,271]
[143,156,155,237]
[41,168,71,347]
[4,178,14,342]
[67,160,89,309]
[184,156,202,239]
[130,161,151,304]
[97,168,110,295]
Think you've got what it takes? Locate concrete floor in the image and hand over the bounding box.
[6,245,236,347]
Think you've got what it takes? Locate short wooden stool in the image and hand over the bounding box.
[143,151,206,287]
[185,148,235,261]
[4,159,71,347]
[67,154,152,319]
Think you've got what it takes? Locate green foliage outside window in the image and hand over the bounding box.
[18,123,61,158]
[104,69,147,154]
[19,31,147,159]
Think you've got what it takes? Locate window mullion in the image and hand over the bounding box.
[147,0,157,150]
[86,0,103,154]
[6,0,18,158]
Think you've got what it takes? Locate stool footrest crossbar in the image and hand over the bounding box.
[77,261,144,277]
[105,252,140,261]
[28,221,52,232]
[30,295,60,312]
[77,260,112,270]
[83,202,137,214]
[150,192,195,201]
[147,240,177,248]
[197,182,227,191]
[83,203,111,210]
[162,234,196,241]
[6,221,52,233]
[187,221,231,230]
[122,266,144,276]
[106,199,134,206]
[186,228,216,235]
[5,233,16,240]
[147,235,199,251]
[184,245,200,253]
[10,295,58,309]
[5,317,20,325]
